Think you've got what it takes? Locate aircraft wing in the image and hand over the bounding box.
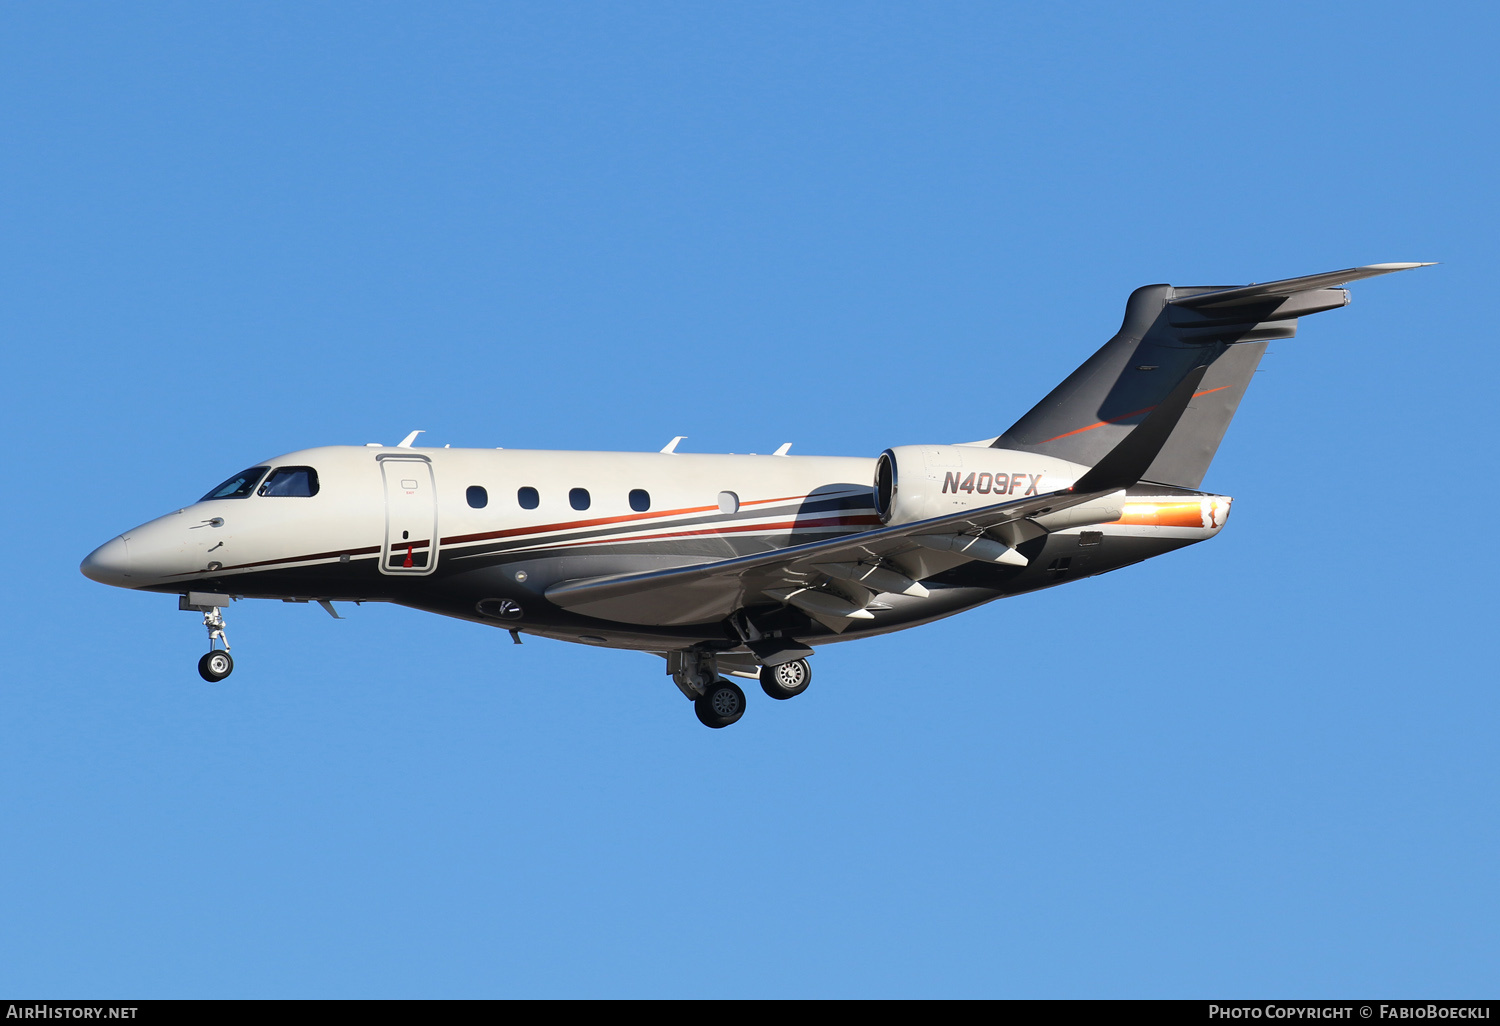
[545,365,1211,629]
[544,482,1122,628]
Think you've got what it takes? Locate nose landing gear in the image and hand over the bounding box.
[197,604,233,681]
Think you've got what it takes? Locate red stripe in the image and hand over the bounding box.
[529,514,883,551]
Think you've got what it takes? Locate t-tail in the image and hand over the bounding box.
[992,263,1434,489]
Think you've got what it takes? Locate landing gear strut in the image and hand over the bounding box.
[197,605,233,682]
[759,658,812,700]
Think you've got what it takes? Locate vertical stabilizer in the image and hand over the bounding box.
[993,264,1432,489]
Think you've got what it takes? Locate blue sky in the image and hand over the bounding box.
[3,2,1496,998]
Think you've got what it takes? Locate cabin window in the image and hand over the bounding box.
[258,467,320,497]
[717,491,739,514]
[570,487,591,511]
[518,487,540,510]
[201,467,269,501]
[467,485,488,509]
[629,489,650,512]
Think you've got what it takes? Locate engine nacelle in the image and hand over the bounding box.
[874,444,1090,526]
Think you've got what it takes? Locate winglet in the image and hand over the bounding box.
[398,430,424,448]
[773,442,793,456]
[1071,365,1209,494]
[660,436,686,454]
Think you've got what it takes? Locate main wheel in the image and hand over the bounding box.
[198,650,234,682]
[759,658,811,700]
[694,678,746,728]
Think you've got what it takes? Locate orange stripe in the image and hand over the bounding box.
[1040,387,1229,444]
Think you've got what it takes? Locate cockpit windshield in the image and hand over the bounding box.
[201,467,269,501]
[258,467,320,497]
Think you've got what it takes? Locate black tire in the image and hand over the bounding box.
[694,678,746,728]
[759,658,811,700]
[198,650,234,682]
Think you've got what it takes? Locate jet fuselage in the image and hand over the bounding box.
[82,443,1228,653]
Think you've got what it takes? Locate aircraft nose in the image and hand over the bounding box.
[81,536,133,588]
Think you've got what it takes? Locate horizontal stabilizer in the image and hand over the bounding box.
[1072,365,1208,494]
[1170,262,1434,310]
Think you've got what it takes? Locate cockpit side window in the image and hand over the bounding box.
[201,467,269,501]
[258,466,321,497]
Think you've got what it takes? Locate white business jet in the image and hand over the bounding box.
[82,264,1430,728]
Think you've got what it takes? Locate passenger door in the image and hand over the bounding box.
[378,454,439,575]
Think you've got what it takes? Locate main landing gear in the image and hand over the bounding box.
[669,649,813,729]
[196,603,234,682]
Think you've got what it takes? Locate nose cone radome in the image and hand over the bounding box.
[81,535,133,588]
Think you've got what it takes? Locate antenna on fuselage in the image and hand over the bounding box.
[660,436,686,454]
[397,430,424,448]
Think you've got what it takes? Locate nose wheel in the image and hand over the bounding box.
[198,649,234,682]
